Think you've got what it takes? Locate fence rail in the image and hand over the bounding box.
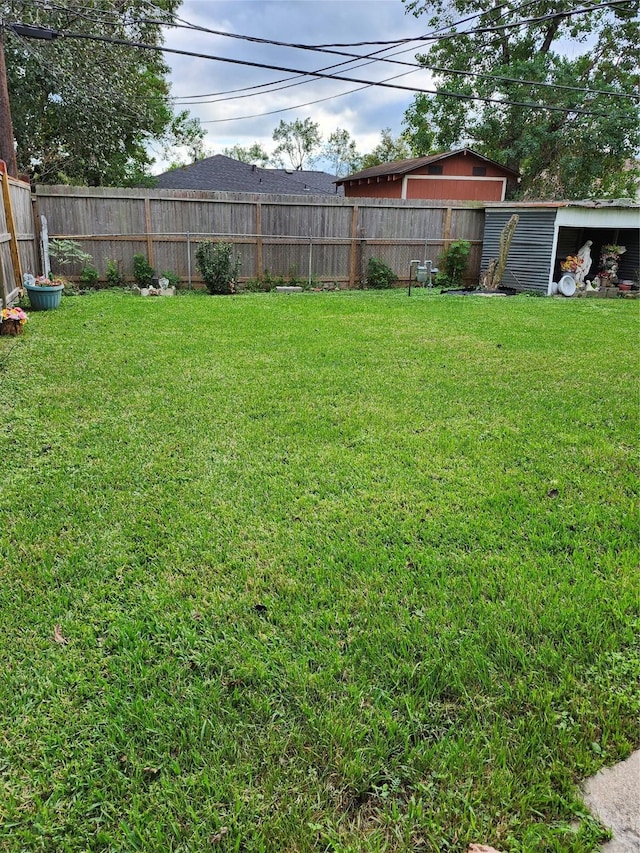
[34,186,485,287]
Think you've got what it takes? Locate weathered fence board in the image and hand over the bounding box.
[34,186,485,287]
[1,166,37,305]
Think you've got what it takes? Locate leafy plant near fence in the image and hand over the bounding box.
[132,253,155,288]
[48,238,92,268]
[365,257,398,289]
[195,241,241,294]
[105,258,124,287]
[436,239,472,289]
[79,265,99,286]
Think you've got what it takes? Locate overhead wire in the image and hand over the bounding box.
[9,0,637,130]
[22,0,635,106]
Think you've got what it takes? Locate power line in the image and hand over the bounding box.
[27,27,615,118]
[20,0,636,107]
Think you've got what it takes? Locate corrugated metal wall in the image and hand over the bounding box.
[481,209,557,293]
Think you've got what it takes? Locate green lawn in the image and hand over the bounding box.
[0,290,638,853]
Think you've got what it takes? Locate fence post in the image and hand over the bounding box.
[349,203,359,288]
[144,196,154,266]
[443,206,452,244]
[186,232,192,289]
[256,201,263,281]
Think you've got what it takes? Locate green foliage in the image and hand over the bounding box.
[48,239,92,268]
[243,277,268,293]
[322,128,362,177]
[160,270,181,288]
[5,0,203,186]
[436,240,472,289]
[132,254,155,289]
[272,118,322,170]
[79,265,99,286]
[365,257,398,289]
[223,143,271,167]
[402,0,640,199]
[105,258,124,287]
[360,128,412,169]
[195,241,241,295]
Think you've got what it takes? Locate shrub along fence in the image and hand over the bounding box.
[34,186,485,288]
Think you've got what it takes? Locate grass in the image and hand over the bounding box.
[0,289,638,853]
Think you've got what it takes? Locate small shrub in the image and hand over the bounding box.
[195,241,241,295]
[133,253,155,288]
[160,270,181,288]
[244,278,266,293]
[365,257,397,289]
[79,265,99,286]
[105,258,124,287]
[436,240,471,290]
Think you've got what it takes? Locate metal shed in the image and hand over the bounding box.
[481,200,640,295]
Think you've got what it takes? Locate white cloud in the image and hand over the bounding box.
[155,0,432,171]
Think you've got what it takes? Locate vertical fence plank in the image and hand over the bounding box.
[349,204,359,288]
[255,201,263,280]
[0,163,23,289]
[144,197,154,267]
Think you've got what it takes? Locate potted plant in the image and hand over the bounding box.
[0,306,28,335]
[24,274,66,310]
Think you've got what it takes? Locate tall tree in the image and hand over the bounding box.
[402,0,639,199]
[223,143,270,167]
[322,128,362,177]
[272,118,322,171]
[360,128,412,169]
[3,0,203,185]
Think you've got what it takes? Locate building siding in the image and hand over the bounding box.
[406,177,504,201]
[343,181,402,199]
[481,209,557,292]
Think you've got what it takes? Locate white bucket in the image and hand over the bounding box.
[558,274,576,297]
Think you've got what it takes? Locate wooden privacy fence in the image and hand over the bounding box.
[0,162,38,305]
[34,186,485,287]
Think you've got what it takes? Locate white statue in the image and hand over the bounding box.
[574,240,593,286]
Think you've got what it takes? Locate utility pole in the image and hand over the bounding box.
[0,24,18,177]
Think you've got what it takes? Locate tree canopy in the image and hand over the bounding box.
[402,0,640,199]
[322,128,363,177]
[222,143,271,167]
[3,0,202,185]
[359,128,412,170]
[272,118,322,171]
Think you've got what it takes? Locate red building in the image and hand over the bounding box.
[336,148,519,202]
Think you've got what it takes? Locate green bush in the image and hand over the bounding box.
[105,258,124,287]
[160,270,181,288]
[79,265,99,286]
[195,241,241,295]
[133,253,155,288]
[365,257,397,289]
[436,240,472,289]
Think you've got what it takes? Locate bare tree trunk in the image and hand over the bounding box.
[482,214,519,290]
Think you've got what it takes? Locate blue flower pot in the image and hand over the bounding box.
[25,282,64,310]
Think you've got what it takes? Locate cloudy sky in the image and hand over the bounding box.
[155,0,436,171]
